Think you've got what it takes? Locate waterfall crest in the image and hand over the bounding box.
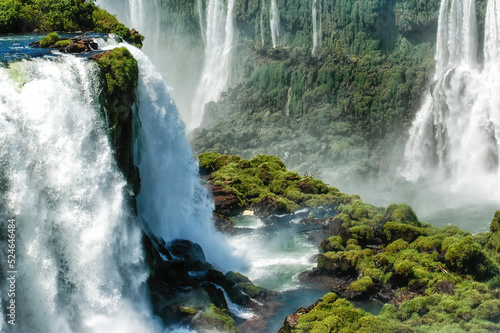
[401,0,500,199]
[0,56,159,332]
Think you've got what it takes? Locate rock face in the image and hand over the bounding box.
[143,234,269,329]
[32,33,101,53]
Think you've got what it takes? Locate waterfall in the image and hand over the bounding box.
[189,0,235,130]
[120,44,237,270]
[270,0,280,48]
[96,0,161,63]
[0,56,160,332]
[319,0,323,48]
[197,0,206,43]
[312,0,318,55]
[401,0,500,199]
[285,87,292,117]
[260,0,266,47]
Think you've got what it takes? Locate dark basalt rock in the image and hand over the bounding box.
[143,234,263,327]
[213,214,237,235]
[254,195,279,216]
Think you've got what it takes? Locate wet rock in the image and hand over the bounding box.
[254,195,279,216]
[65,42,87,53]
[214,213,237,234]
[436,280,455,294]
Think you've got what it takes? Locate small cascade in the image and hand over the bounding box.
[401,0,500,200]
[270,0,280,48]
[319,0,323,48]
[214,285,256,319]
[189,0,236,130]
[197,0,206,43]
[285,87,292,117]
[312,0,318,55]
[96,0,161,57]
[260,0,266,47]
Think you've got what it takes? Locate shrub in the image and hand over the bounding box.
[39,32,61,47]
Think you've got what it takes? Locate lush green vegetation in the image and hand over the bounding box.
[203,154,500,332]
[289,202,500,332]
[199,152,353,213]
[191,0,487,179]
[0,0,143,47]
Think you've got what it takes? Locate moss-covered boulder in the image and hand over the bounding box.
[39,32,61,47]
[444,236,499,280]
[193,304,239,333]
[384,203,420,226]
[198,152,353,222]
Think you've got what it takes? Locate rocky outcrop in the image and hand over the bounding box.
[143,235,270,329]
[31,33,100,53]
[199,152,353,232]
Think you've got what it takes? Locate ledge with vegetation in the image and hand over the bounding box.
[199,153,500,332]
[0,0,144,47]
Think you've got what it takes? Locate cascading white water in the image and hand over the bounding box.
[312,0,318,55]
[190,0,236,130]
[197,0,206,43]
[401,0,500,200]
[270,0,280,48]
[120,44,238,270]
[318,0,322,49]
[285,87,292,117]
[0,56,160,332]
[260,0,266,46]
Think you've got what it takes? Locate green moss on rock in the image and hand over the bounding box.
[199,152,353,215]
[491,210,500,232]
[384,203,420,226]
[350,276,374,292]
[197,304,239,333]
[444,236,500,280]
[54,39,72,48]
[93,47,139,194]
[39,32,61,47]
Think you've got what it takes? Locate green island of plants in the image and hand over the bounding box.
[199,151,354,214]
[0,0,143,47]
[282,202,500,332]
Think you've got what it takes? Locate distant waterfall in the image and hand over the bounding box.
[401,0,500,198]
[270,0,280,48]
[190,0,235,130]
[96,0,161,63]
[0,56,159,332]
[260,0,266,46]
[197,0,206,43]
[312,0,318,55]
